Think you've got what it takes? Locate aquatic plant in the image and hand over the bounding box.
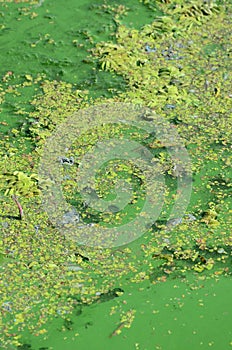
[0,171,40,197]
[0,0,231,348]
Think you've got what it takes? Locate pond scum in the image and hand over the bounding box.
[0,0,231,348]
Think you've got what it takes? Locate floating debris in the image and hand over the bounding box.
[165,214,196,230]
[2,302,12,313]
[145,44,156,53]
[61,208,80,225]
[166,217,183,228]
[58,156,74,165]
[185,214,197,221]
[34,225,40,234]
[165,104,176,109]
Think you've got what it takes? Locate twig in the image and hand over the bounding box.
[109,322,126,338]
[12,195,23,220]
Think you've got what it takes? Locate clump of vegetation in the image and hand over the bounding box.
[0,171,40,197]
[0,0,231,348]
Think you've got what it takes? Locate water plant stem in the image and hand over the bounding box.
[12,195,23,220]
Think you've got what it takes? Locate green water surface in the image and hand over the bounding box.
[0,1,231,350]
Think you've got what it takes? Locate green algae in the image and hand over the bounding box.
[0,0,232,349]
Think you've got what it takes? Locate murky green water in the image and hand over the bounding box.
[0,1,231,349]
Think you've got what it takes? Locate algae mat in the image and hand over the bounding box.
[0,0,231,349]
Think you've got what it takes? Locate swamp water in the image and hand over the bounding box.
[0,0,231,349]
